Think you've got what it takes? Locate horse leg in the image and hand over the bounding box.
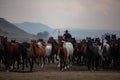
[113,57,117,69]
[25,58,28,68]
[87,56,92,70]
[31,57,34,70]
[91,57,94,70]
[48,56,51,63]
[102,56,107,69]
[10,57,15,70]
[69,55,73,67]
[66,56,70,69]
[5,60,11,72]
[22,58,25,70]
[5,65,10,72]
[16,56,20,70]
[95,56,99,70]
[12,61,15,70]
[40,57,45,68]
[60,58,65,71]
[82,55,86,64]
[28,58,33,72]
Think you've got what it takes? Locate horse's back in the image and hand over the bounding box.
[63,42,74,56]
[36,45,46,57]
[45,44,52,56]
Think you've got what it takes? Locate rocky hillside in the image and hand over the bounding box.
[0,18,36,42]
[14,22,53,35]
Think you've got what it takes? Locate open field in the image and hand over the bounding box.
[0,64,120,80]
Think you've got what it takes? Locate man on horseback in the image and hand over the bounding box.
[63,30,76,48]
[63,30,72,41]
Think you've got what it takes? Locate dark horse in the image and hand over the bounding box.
[0,36,5,66]
[73,39,87,64]
[86,38,101,70]
[19,42,34,71]
[47,37,59,63]
[1,37,20,71]
[110,35,120,69]
[57,36,74,71]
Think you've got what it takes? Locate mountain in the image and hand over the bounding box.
[14,22,53,35]
[0,18,36,42]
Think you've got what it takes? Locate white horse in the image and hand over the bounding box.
[45,43,52,63]
[57,41,74,70]
[101,39,111,69]
[102,39,110,57]
[97,39,110,61]
[63,42,74,66]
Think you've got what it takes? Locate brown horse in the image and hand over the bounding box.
[0,36,4,67]
[73,39,87,64]
[57,36,74,71]
[1,37,20,71]
[47,37,59,63]
[57,42,67,71]
[20,41,34,71]
[31,40,46,68]
[110,37,119,69]
[79,39,87,64]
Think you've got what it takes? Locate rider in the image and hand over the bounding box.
[63,30,72,41]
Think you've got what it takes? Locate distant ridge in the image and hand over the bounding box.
[0,18,36,42]
[14,22,53,35]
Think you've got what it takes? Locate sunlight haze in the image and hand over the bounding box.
[0,0,120,30]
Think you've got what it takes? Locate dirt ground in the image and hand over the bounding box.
[0,63,120,80]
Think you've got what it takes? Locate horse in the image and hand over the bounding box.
[110,38,119,69]
[72,42,81,64]
[32,40,46,68]
[37,38,53,64]
[1,37,20,72]
[47,37,59,63]
[86,38,101,70]
[0,36,5,67]
[118,38,120,67]
[18,42,34,71]
[45,43,52,63]
[73,39,87,64]
[102,39,111,69]
[0,45,4,65]
[57,36,74,71]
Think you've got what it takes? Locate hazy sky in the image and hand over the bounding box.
[0,0,120,30]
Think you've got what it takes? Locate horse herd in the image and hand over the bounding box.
[0,34,120,72]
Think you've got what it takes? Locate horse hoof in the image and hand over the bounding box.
[67,65,70,69]
[60,68,64,71]
[64,66,67,70]
[57,63,60,67]
[41,64,44,68]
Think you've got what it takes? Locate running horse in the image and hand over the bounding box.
[86,38,101,70]
[110,35,119,69]
[31,40,46,68]
[45,41,52,63]
[19,42,34,71]
[47,37,59,63]
[0,36,5,66]
[78,39,87,64]
[57,36,74,71]
[73,39,87,64]
[102,39,111,69]
[1,37,20,72]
